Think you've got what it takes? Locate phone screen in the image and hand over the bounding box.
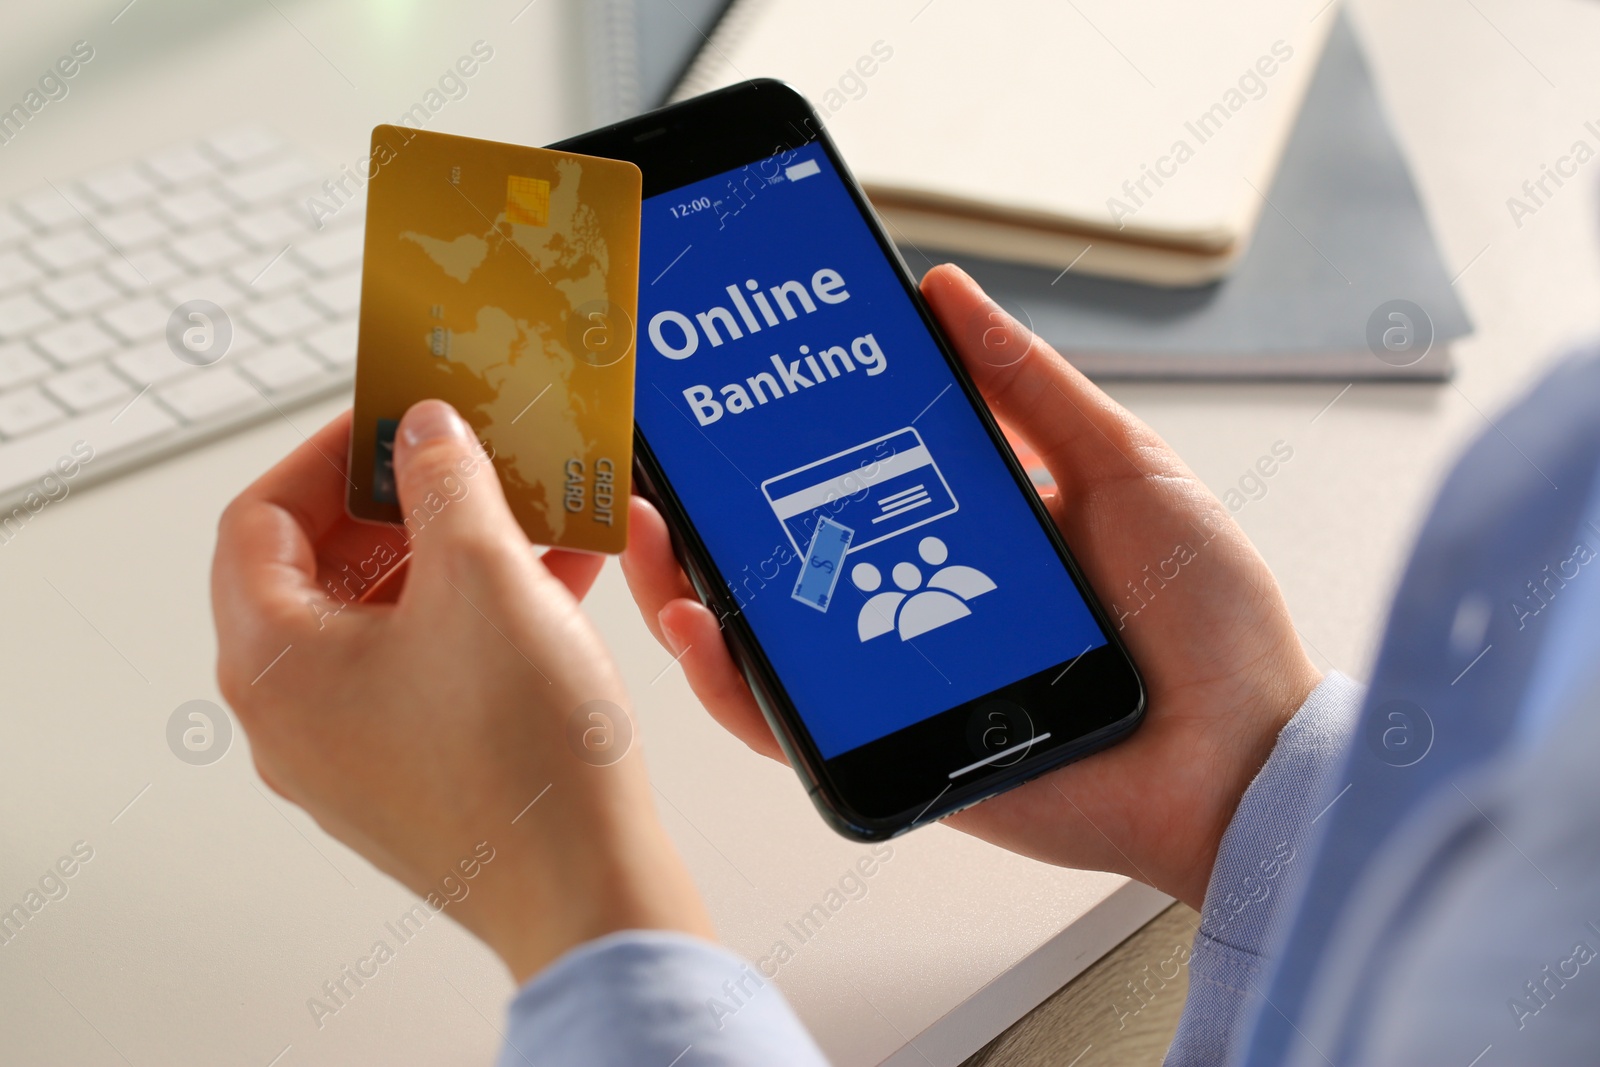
[635,143,1110,761]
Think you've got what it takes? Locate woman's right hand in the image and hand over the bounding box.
[212,400,713,984]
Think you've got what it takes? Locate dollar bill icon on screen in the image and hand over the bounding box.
[791,516,854,613]
[762,427,959,561]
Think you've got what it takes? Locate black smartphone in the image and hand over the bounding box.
[555,80,1144,839]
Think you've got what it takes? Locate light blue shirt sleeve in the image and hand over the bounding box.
[1164,671,1366,1066]
[497,929,831,1067]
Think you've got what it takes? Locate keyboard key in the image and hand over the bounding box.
[228,320,268,359]
[99,296,171,342]
[34,320,118,366]
[14,190,79,229]
[304,202,358,235]
[304,269,361,317]
[0,294,56,338]
[293,227,364,274]
[320,186,365,225]
[0,250,44,294]
[155,187,232,228]
[0,208,31,244]
[243,295,324,340]
[0,394,178,500]
[104,247,185,291]
[222,158,318,205]
[235,204,316,246]
[304,319,357,367]
[39,270,121,315]
[164,273,247,310]
[240,344,327,393]
[168,226,247,270]
[81,164,158,208]
[0,386,68,437]
[29,229,105,271]
[158,366,265,422]
[113,340,198,386]
[0,343,51,390]
[43,364,133,414]
[96,207,169,248]
[144,143,218,186]
[230,249,308,295]
[207,126,283,166]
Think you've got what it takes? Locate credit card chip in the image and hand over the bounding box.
[505,175,550,226]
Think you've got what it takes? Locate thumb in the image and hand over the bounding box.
[390,399,523,567]
[920,263,1168,497]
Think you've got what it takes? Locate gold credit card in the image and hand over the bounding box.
[347,125,641,553]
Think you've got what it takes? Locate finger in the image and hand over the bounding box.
[657,597,783,762]
[212,410,358,655]
[540,548,605,600]
[390,400,524,576]
[620,495,697,648]
[622,496,777,759]
[919,264,1180,497]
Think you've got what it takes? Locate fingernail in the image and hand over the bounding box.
[401,400,470,449]
[658,609,684,656]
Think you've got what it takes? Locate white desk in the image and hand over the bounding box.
[1,1,1596,1065]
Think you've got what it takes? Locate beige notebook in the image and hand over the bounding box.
[677,0,1337,286]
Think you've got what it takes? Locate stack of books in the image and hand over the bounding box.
[585,0,1469,379]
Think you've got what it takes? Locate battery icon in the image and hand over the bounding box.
[784,159,821,182]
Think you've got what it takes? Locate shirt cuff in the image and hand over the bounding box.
[498,929,831,1067]
[1165,670,1366,1067]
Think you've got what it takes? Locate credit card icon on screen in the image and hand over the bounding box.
[762,428,958,559]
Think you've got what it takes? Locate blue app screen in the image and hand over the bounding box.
[638,144,1107,759]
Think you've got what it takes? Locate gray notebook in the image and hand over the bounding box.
[584,6,1468,380]
[918,11,1470,380]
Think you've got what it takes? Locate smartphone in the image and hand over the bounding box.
[555,80,1145,839]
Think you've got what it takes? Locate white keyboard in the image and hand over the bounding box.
[0,126,359,514]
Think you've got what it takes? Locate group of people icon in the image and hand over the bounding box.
[850,536,995,641]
